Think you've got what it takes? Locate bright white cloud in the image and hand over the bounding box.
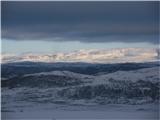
[1,48,159,63]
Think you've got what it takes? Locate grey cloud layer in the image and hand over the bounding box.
[2,2,159,43]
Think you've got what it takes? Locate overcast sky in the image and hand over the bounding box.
[2,1,159,53]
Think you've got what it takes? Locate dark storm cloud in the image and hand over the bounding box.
[2,1,159,43]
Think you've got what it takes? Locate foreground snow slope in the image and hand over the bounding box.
[2,103,158,119]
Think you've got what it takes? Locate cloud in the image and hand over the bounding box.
[2,1,159,43]
[1,48,159,63]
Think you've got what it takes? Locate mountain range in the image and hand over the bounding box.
[2,61,160,104]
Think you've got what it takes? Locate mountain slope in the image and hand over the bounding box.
[2,61,159,79]
[2,66,159,105]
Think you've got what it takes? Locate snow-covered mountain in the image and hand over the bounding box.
[1,51,159,117]
[2,61,159,120]
[22,67,159,85]
[1,48,159,63]
[2,66,159,105]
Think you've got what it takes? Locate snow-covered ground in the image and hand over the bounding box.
[2,100,159,120]
[2,65,159,120]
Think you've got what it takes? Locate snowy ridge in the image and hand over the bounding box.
[24,70,92,79]
[93,67,160,85]
[1,48,159,63]
[2,66,160,107]
[22,67,159,86]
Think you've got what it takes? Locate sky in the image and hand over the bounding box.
[1,1,159,54]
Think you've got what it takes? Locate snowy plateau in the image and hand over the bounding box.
[1,49,160,120]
